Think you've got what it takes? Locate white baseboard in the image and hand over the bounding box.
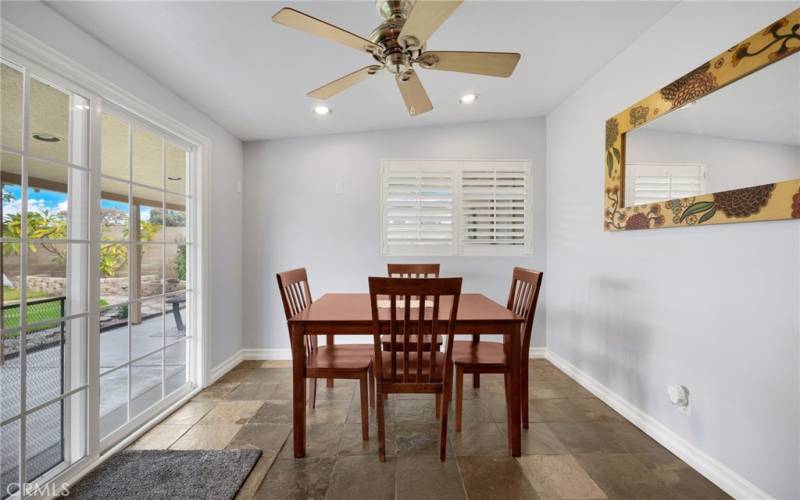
[529,346,547,359]
[209,350,244,383]
[545,349,771,500]
[242,348,291,360]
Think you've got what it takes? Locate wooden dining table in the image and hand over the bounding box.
[287,292,525,458]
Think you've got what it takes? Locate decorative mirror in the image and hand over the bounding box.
[604,9,799,231]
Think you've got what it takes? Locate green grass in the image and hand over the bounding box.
[3,287,64,332]
[2,301,63,331]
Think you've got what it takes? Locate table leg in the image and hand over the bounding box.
[291,323,306,458]
[508,324,521,457]
[326,334,334,387]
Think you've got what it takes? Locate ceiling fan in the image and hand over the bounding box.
[272,0,521,116]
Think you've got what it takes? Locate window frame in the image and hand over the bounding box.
[380,159,533,257]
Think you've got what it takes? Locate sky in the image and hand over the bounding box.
[2,185,151,220]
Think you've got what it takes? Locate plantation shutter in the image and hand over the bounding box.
[381,160,456,256]
[627,163,706,205]
[460,161,530,256]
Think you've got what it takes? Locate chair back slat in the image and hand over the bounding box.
[505,267,543,356]
[369,277,461,387]
[276,268,317,355]
[387,263,440,278]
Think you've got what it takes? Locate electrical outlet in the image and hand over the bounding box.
[667,385,691,416]
[335,181,343,195]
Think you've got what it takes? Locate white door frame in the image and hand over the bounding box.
[1,21,212,497]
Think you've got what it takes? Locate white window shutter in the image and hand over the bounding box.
[381,160,457,256]
[626,163,706,205]
[460,161,531,256]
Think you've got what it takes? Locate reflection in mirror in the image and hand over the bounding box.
[624,52,799,207]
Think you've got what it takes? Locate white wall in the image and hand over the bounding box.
[546,2,799,499]
[243,118,547,351]
[627,128,800,194]
[1,1,245,369]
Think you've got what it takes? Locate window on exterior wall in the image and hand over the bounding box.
[381,159,532,256]
[626,162,706,206]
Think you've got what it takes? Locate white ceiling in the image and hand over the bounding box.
[636,52,800,147]
[47,1,676,141]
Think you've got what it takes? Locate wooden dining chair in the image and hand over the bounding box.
[369,276,462,462]
[383,264,444,411]
[387,263,440,278]
[452,267,542,432]
[277,268,374,441]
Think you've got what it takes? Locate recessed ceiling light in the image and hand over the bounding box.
[312,104,332,116]
[32,133,61,143]
[458,93,479,105]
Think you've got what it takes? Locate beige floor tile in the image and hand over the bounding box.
[518,454,607,499]
[260,360,292,368]
[234,450,279,500]
[129,424,191,450]
[162,400,217,425]
[169,423,241,449]
[193,381,240,400]
[198,400,264,425]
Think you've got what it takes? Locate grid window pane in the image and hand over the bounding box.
[136,244,163,298]
[163,205,186,244]
[28,78,70,163]
[100,305,128,373]
[28,243,88,318]
[0,327,21,422]
[131,350,162,418]
[165,340,187,396]
[1,244,21,330]
[100,178,129,241]
[1,152,23,240]
[132,186,163,242]
[132,127,162,189]
[0,419,20,497]
[26,316,87,410]
[23,397,67,484]
[101,114,129,180]
[100,368,128,438]
[165,292,187,338]
[1,62,23,150]
[165,245,187,294]
[27,159,89,241]
[165,143,187,196]
[131,297,163,360]
[99,243,128,306]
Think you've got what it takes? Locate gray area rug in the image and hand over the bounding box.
[67,449,261,499]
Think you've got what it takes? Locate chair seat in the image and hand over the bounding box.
[380,351,444,381]
[452,341,507,367]
[380,334,442,351]
[307,345,373,372]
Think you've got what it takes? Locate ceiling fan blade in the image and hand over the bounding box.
[396,70,433,117]
[398,1,462,48]
[308,65,383,100]
[272,7,381,54]
[417,51,521,77]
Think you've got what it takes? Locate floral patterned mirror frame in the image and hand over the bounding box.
[604,8,800,231]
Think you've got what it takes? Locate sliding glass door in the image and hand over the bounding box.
[97,106,194,442]
[1,51,197,498]
[1,58,90,498]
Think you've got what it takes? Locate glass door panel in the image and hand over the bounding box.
[1,58,89,498]
[98,108,193,442]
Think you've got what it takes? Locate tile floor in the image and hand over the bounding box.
[128,359,731,500]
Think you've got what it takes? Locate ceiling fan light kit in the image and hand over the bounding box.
[272,0,521,117]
